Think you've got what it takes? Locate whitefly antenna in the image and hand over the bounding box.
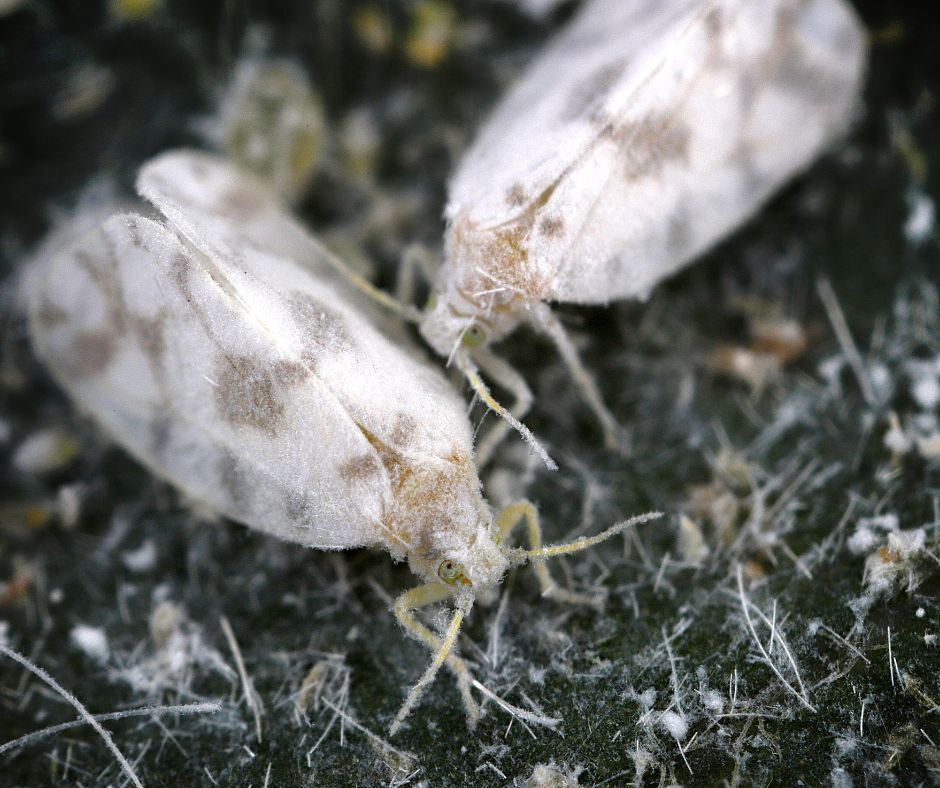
[522,511,662,560]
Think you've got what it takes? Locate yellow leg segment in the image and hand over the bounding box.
[391,582,479,733]
[318,243,422,323]
[496,501,604,608]
[460,353,558,472]
[472,348,534,468]
[338,264,423,323]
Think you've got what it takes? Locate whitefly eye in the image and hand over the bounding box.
[437,559,467,585]
[461,324,485,348]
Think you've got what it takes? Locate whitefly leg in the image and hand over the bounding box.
[529,303,630,455]
[497,501,604,608]
[395,242,439,307]
[472,347,534,468]
[335,258,424,323]
[392,582,479,729]
[459,352,558,471]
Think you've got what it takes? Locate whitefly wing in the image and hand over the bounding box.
[446,0,866,305]
[135,150,340,288]
[28,212,473,550]
[137,149,412,340]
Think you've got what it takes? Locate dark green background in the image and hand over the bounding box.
[1,1,938,785]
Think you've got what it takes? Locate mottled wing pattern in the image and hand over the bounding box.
[446,0,866,305]
[28,214,391,548]
[29,207,478,550]
[135,151,475,473]
[136,150,393,327]
[449,0,702,223]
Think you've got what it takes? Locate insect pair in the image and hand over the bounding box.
[25,0,866,734]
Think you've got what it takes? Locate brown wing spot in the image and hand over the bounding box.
[218,449,252,510]
[35,298,69,328]
[767,40,852,105]
[616,115,691,180]
[390,413,418,448]
[273,358,311,386]
[131,313,166,368]
[283,489,309,523]
[215,353,285,435]
[562,57,629,122]
[538,216,565,238]
[74,249,125,327]
[354,421,477,553]
[125,216,148,250]
[150,415,171,457]
[217,185,266,221]
[761,4,854,107]
[169,251,193,300]
[299,351,320,376]
[474,225,545,301]
[339,453,382,485]
[505,183,528,207]
[452,178,561,308]
[70,329,117,377]
[703,6,723,37]
[287,292,354,362]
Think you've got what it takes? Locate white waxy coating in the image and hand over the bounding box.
[420,0,868,354]
[27,152,509,590]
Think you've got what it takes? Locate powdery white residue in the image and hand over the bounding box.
[904,190,936,245]
[634,687,657,710]
[524,760,583,787]
[116,602,233,697]
[122,540,158,573]
[701,689,723,712]
[912,376,940,411]
[70,624,110,663]
[12,428,76,474]
[885,528,926,558]
[847,526,879,556]
[863,528,926,596]
[658,709,689,741]
[831,767,853,788]
[848,514,899,557]
[501,0,567,19]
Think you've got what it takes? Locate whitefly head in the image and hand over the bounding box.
[418,287,520,361]
[406,508,518,595]
[385,449,519,594]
